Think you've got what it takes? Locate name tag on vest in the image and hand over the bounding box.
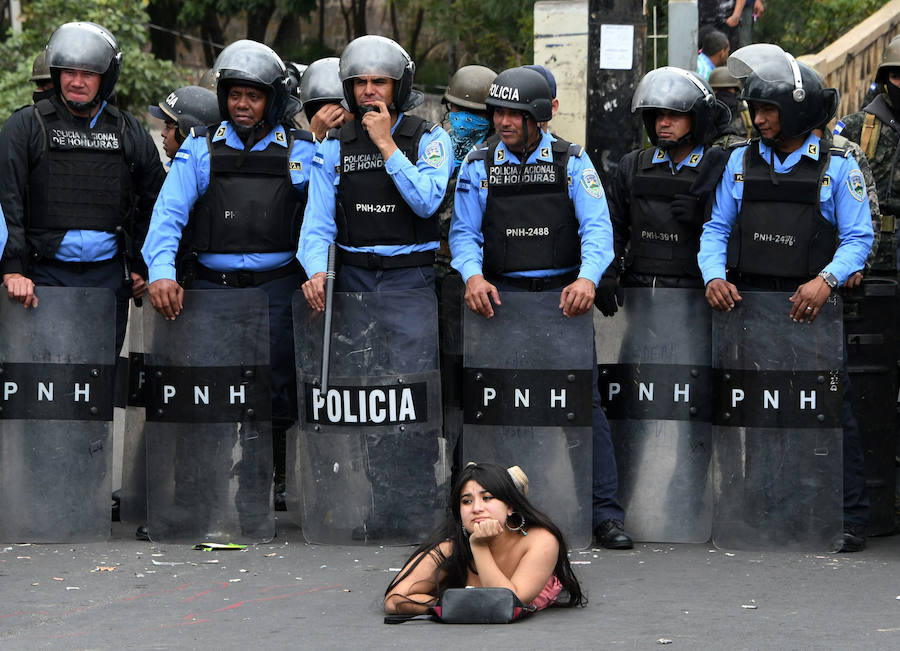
[489,163,558,186]
[49,128,121,151]
[342,152,385,173]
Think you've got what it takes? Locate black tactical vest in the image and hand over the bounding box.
[334,116,440,246]
[192,126,312,253]
[628,148,702,277]
[28,98,130,232]
[473,138,581,274]
[727,143,837,279]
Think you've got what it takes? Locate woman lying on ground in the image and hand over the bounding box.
[384,462,586,614]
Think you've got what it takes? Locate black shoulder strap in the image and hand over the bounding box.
[190,125,210,138]
[291,127,315,143]
[326,126,341,141]
[465,143,490,163]
[338,120,358,143]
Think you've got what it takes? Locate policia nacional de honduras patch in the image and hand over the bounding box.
[847,169,866,202]
[581,168,603,199]
[421,140,446,169]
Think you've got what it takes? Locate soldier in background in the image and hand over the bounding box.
[30,51,54,104]
[709,66,753,146]
[149,85,219,163]
[835,35,900,274]
[297,57,352,142]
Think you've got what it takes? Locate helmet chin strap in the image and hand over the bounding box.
[656,133,693,152]
[232,118,269,168]
[63,93,100,114]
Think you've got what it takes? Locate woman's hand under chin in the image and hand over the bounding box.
[469,518,504,546]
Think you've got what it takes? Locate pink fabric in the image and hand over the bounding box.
[529,575,562,611]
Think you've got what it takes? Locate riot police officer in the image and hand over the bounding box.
[836,35,900,274]
[604,66,730,309]
[142,39,317,511]
[298,57,352,142]
[30,50,54,104]
[698,45,874,552]
[150,85,219,162]
[709,66,753,146]
[449,66,633,549]
[298,34,452,303]
[0,22,165,352]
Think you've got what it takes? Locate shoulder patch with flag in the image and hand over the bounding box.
[422,140,446,169]
[833,120,845,135]
[581,168,603,199]
[847,169,866,202]
[173,150,190,163]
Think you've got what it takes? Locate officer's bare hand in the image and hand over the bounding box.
[841,271,863,294]
[468,518,504,547]
[131,272,148,299]
[2,273,38,308]
[148,278,183,320]
[302,272,327,311]
[464,274,501,318]
[309,103,349,141]
[559,277,595,317]
[705,278,742,311]
[361,101,397,157]
[789,277,831,323]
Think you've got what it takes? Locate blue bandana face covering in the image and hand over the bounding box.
[449,111,491,171]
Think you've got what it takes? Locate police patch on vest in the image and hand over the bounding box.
[734,173,744,182]
[489,163,558,185]
[275,130,286,143]
[581,168,603,199]
[689,153,701,165]
[822,175,831,187]
[655,148,666,160]
[495,148,506,162]
[847,169,865,202]
[342,152,385,173]
[215,126,226,139]
[289,160,302,171]
[540,146,550,159]
[481,179,489,189]
[49,128,120,151]
[807,143,817,157]
[422,140,446,169]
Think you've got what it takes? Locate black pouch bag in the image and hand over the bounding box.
[384,587,536,625]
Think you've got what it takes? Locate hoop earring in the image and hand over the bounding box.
[462,524,470,538]
[505,512,527,536]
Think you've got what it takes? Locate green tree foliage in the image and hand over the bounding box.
[755,0,891,55]
[0,0,185,125]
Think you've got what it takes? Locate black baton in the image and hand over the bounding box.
[320,244,337,394]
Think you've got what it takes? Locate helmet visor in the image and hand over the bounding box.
[340,36,410,81]
[46,23,117,74]
[632,67,711,113]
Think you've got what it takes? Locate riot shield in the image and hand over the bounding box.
[292,288,445,545]
[143,290,274,543]
[462,292,593,550]
[595,288,713,543]
[0,287,116,542]
[712,291,843,551]
[440,274,466,479]
[119,306,147,526]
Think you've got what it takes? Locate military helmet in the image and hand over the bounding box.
[632,66,729,145]
[708,66,740,90]
[443,65,497,112]
[729,44,838,138]
[45,22,122,104]
[213,39,290,126]
[484,67,553,122]
[876,35,900,84]
[300,57,343,106]
[339,35,423,113]
[30,50,51,83]
[285,61,307,99]
[152,86,220,138]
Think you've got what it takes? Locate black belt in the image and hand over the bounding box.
[195,260,299,287]
[34,257,118,274]
[339,250,435,270]
[731,272,806,291]
[487,271,578,292]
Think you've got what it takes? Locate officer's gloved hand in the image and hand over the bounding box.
[670,193,703,223]
[594,271,624,317]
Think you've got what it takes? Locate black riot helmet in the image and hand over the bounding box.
[45,22,122,110]
[339,35,423,114]
[152,86,220,140]
[213,39,290,127]
[631,66,730,147]
[729,43,838,139]
[300,57,343,120]
[484,66,553,122]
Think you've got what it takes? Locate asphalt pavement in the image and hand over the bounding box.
[1,514,898,650]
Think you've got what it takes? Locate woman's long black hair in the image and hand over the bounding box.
[385,462,586,608]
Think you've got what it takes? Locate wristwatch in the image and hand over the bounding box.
[818,270,838,289]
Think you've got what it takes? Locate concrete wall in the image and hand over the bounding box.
[534,0,590,145]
